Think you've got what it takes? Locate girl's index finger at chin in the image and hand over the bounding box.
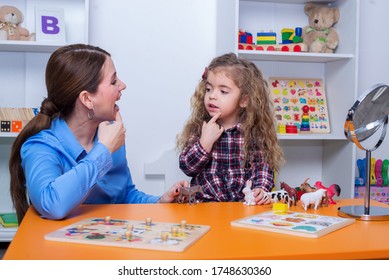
[115,111,122,122]
[209,112,221,123]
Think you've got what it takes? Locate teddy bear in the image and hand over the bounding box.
[301,2,340,53]
[0,5,35,41]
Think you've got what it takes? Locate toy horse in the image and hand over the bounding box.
[280,181,298,205]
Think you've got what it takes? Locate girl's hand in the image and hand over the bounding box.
[199,113,224,152]
[98,112,126,153]
[253,188,272,205]
[159,180,189,203]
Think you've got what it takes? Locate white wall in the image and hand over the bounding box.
[356,0,389,173]
[89,0,217,195]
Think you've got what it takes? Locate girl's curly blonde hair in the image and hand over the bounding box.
[177,53,284,171]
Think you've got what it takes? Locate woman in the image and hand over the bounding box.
[9,44,187,223]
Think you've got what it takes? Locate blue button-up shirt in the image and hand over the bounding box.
[21,117,159,220]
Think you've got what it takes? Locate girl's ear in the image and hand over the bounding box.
[79,90,94,110]
[240,94,249,108]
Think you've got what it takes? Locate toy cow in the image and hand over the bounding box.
[263,190,294,207]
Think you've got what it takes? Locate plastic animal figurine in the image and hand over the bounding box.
[300,188,327,210]
[242,180,256,206]
[177,185,203,205]
[300,178,316,193]
[280,181,298,205]
[262,190,294,207]
[314,181,341,204]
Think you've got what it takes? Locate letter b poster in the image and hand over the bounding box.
[35,8,66,42]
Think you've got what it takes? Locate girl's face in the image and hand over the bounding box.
[204,69,247,129]
[92,57,126,122]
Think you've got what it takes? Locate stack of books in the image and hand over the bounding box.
[0,213,18,228]
[0,213,18,242]
[0,107,39,133]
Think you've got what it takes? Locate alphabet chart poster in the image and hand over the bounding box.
[269,77,331,134]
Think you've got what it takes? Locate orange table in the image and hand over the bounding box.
[3,199,389,260]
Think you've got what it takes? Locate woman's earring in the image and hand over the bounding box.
[87,104,95,120]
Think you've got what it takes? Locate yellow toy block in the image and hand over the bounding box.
[272,202,288,214]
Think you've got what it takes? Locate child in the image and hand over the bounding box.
[177,53,284,204]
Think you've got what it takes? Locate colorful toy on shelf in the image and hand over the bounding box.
[300,188,327,210]
[300,105,310,132]
[281,27,303,44]
[356,158,366,186]
[314,181,341,204]
[257,31,276,44]
[177,185,203,205]
[370,157,377,186]
[375,159,383,187]
[238,28,307,52]
[284,124,298,134]
[238,29,253,45]
[383,159,389,186]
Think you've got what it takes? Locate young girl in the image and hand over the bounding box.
[177,53,284,204]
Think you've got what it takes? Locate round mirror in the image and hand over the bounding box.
[344,84,389,151]
[339,83,389,221]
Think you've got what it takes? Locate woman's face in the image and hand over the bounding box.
[92,57,126,122]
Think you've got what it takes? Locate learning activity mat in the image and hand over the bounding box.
[269,77,330,133]
[45,217,210,252]
[231,211,355,238]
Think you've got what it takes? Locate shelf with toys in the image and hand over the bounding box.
[216,0,359,198]
[0,0,89,222]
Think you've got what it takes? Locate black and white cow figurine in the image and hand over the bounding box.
[263,190,294,207]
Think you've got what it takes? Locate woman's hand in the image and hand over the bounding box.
[159,180,189,203]
[98,112,126,153]
[253,188,272,205]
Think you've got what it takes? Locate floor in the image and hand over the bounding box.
[0,242,10,259]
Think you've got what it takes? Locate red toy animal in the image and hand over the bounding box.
[314,181,341,204]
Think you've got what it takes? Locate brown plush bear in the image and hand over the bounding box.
[0,5,35,41]
[301,2,340,53]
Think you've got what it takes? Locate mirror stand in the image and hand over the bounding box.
[338,148,389,221]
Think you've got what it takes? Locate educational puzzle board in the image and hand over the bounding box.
[269,77,330,133]
[45,217,210,252]
[231,211,355,238]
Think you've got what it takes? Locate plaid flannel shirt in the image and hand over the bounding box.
[179,124,274,202]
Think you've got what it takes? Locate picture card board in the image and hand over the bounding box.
[231,211,355,238]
